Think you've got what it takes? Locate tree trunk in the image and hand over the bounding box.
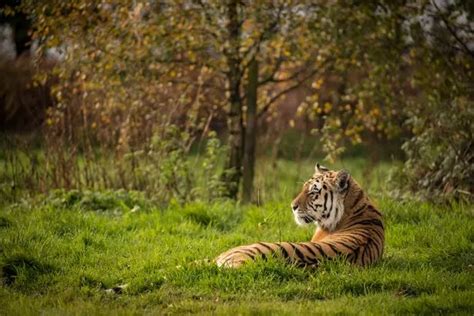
[242,58,258,203]
[222,0,243,199]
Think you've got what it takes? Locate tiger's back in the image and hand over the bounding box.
[215,164,384,268]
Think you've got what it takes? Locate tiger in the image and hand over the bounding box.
[215,163,384,268]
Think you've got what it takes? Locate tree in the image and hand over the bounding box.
[165,1,323,200]
[222,0,244,199]
[0,0,31,57]
[16,0,327,200]
[242,57,258,202]
[302,0,474,200]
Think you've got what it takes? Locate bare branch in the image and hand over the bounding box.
[257,63,330,119]
[169,78,227,91]
[257,56,284,86]
[259,63,314,86]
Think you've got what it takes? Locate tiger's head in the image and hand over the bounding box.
[291,163,351,231]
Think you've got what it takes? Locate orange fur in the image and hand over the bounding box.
[311,227,330,242]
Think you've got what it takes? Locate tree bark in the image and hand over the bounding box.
[222,0,244,199]
[242,57,258,203]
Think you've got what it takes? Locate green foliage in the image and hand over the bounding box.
[1,127,227,204]
[45,189,149,213]
[124,129,227,203]
[400,97,473,201]
[300,1,474,200]
[192,132,229,201]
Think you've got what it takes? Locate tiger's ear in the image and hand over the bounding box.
[336,170,350,192]
[315,163,329,173]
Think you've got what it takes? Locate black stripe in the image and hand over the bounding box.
[343,230,371,242]
[363,246,370,264]
[223,254,242,266]
[371,229,385,243]
[330,191,335,214]
[374,226,385,236]
[353,247,361,264]
[347,252,357,264]
[299,243,319,260]
[362,245,370,265]
[367,243,375,264]
[372,242,379,261]
[289,243,307,263]
[351,190,364,208]
[311,243,327,259]
[367,234,382,250]
[305,243,322,258]
[352,219,384,229]
[337,235,361,245]
[324,193,328,212]
[370,207,383,217]
[246,246,262,255]
[337,228,371,238]
[334,240,358,251]
[223,257,233,266]
[324,242,342,256]
[257,242,275,253]
[277,243,290,259]
[352,204,367,217]
[369,242,376,262]
[234,249,257,259]
[366,244,373,263]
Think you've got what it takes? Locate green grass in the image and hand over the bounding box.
[0,159,473,315]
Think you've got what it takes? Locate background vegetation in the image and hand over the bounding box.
[0,0,473,314]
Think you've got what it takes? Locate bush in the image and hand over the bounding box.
[400,97,473,201]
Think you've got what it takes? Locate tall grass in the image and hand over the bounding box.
[0,131,227,205]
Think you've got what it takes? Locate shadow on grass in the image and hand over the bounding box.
[0,216,12,228]
[428,249,474,274]
[340,279,434,298]
[383,249,474,274]
[1,255,55,287]
[184,208,242,232]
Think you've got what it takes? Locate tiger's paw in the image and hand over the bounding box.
[215,251,249,268]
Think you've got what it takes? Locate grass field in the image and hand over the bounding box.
[0,159,473,315]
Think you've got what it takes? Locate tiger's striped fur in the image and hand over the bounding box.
[215,164,384,268]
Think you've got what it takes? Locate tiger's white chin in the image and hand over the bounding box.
[293,213,313,227]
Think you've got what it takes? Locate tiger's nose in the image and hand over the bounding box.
[291,204,299,212]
